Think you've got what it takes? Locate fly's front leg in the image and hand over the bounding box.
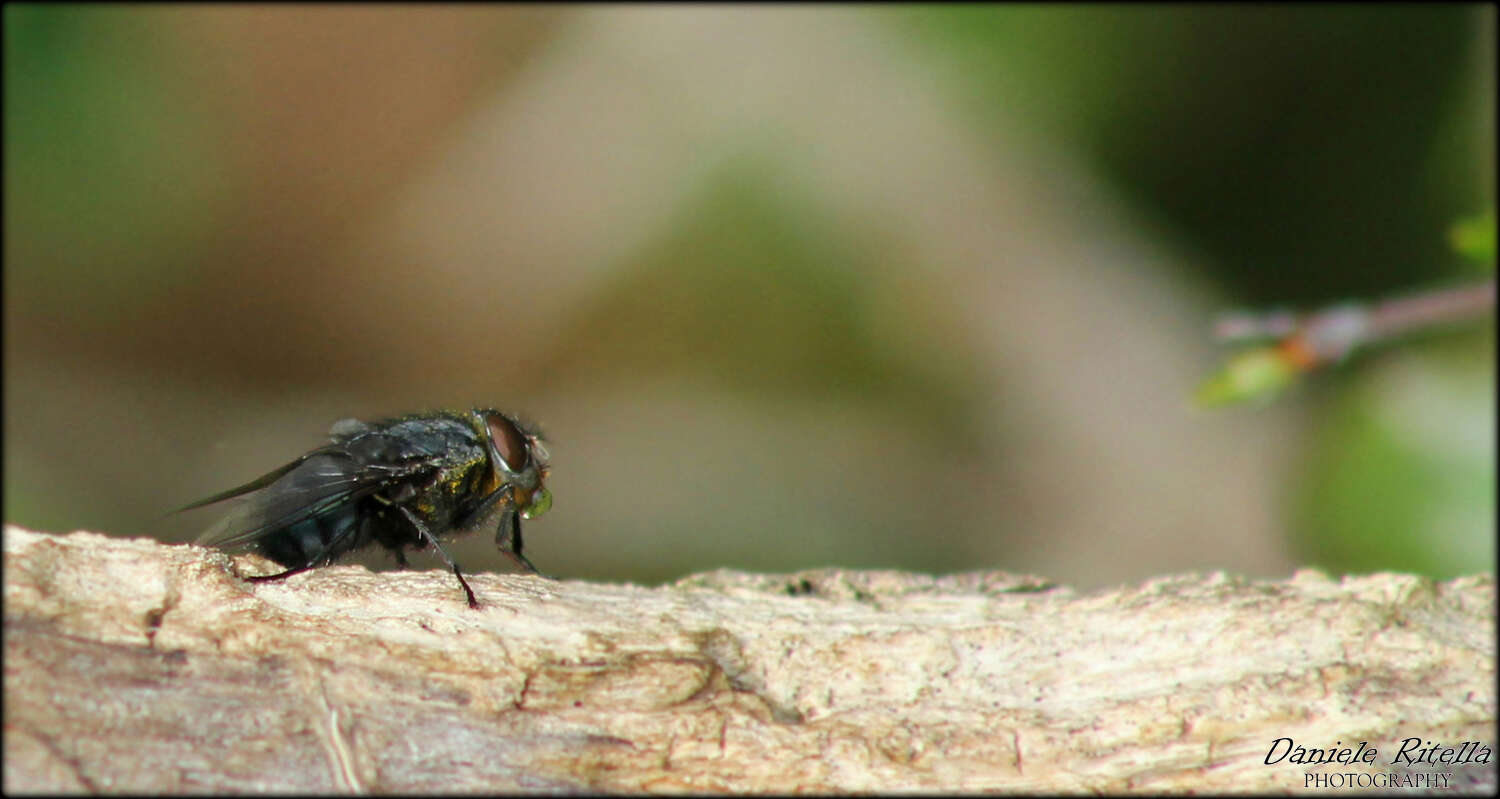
[496,509,549,577]
[457,487,551,578]
[398,506,479,608]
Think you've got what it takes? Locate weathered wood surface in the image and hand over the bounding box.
[4,526,1495,793]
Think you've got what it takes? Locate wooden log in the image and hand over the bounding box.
[4,526,1494,793]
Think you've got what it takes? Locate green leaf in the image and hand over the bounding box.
[1449,209,1496,270]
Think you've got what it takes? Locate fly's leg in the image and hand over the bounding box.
[392,548,411,569]
[246,564,319,583]
[496,509,550,578]
[456,489,551,578]
[399,506,480,609]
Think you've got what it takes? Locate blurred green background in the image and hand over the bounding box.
[5,5,1493,587]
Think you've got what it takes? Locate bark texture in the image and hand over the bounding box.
[4,526,1495,793]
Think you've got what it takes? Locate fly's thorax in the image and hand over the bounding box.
[418,452,492,521]
[352,413,491,525]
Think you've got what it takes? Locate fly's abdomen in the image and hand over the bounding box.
[256,505,362,569]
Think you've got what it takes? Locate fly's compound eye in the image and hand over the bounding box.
[486,413,530,472]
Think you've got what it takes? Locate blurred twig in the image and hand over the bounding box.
[1216,279,1495,362]
[1197,279,1494,407]
[1198,210,1496,407]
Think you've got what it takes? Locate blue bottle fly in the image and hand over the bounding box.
[182,408,552,608]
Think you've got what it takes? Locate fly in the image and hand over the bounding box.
[181,408,553,608]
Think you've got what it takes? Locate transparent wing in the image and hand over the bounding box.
[192,451,417,551]
[173,448,336,513]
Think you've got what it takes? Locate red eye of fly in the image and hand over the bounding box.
[486,413,529,472]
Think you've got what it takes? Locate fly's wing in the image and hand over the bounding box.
[174,449,332,513]
[327,417,370,441]
[192,450,421,551]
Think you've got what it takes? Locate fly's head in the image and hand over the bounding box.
[475,409,552,520]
